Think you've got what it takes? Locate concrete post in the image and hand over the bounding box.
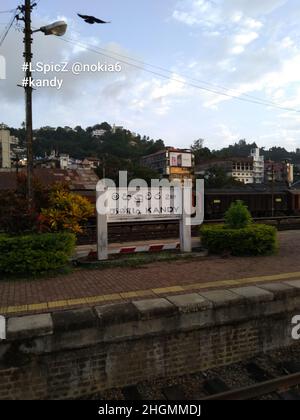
[179,180,192,253]
[96,185,108,261]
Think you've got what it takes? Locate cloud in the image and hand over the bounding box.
[129,74,189,116]
[173,0,288,27]
[1,0,299,151]
[0,11,192,132]
[172,0,300,112]
[0,13,153,128]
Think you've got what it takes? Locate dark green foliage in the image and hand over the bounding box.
[0,174,50,235]
[200,224,278,256]
[191,139,213,164]
[215,139,258,159]
[202,166,243,188]
[0,191,38,234]
[0,233,75,276]
[189,138,298,164]
[224,200,253,229]
[10,124,165,184]
[11,124,163,170]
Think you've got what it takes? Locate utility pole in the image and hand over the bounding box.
[17,3,66,207]
[271,163,275,218]
[23,0,34,208]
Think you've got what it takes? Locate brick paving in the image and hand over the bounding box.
[0,231,300,316]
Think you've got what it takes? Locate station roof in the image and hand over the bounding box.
[0,168,99,192]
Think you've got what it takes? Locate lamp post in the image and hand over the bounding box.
[21,0,67,207]
[32,21,68,36]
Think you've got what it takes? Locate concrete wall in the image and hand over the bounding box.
[1,281,300,400]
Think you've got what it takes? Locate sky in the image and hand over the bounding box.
[0,0,300,151]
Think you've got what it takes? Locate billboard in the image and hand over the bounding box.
[170,152,192,168]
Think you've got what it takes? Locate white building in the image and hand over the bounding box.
[250,148,264,184]
[195,147,265,185]
[92,129,107,138]
[59,154,70,170]
[0,124,18,169]
[231,158,254,184]
[112,124,123,134]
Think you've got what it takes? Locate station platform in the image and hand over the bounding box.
[0,231,300,317]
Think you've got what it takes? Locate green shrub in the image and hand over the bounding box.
[224,200,253,229]
[0,233,75,277]
[200,224,278,256]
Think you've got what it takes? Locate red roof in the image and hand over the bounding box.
[0,168,99,191]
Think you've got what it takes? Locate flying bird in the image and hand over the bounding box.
[77,14,110,24]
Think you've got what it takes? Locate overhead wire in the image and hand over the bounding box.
[61,37,285,110]
[0,8,18,48]
[56,35,300,114]
[0,10,16,14]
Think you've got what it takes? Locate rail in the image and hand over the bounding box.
[76,215,300,244]
[201,371,300,400]
[81,215,300,230]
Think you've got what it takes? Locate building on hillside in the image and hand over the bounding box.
[265,160,294,185]
[112,124,124,134]
[250,148,264,184]
[0,124,20,169]
[195,148,264,185]
[35,153,90,171]
[59,154,70,170]
[141,147,194,182]
[231,157,254,184]
[0,125,10,169]
[82,157,101,170]
[92,129,107,138]
[195,157,254,184]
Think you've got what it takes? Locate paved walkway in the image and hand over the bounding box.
[1,231,300,316]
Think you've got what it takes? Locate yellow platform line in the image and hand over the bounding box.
[1,271,300,315]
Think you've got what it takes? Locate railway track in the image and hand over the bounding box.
[202,371,300,400]
[93,349,300,401]
[77,216,300,245]
[119,370,300,401]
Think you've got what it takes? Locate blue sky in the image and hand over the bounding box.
[1,0,300,151]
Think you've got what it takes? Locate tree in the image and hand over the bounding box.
[99,122,112,131]
[40,185,94,234]
[191,139,213,164]
[202,166,243,188]
[225,200,253,229]
[215,139,258,159]
[0,173,49,234]
[191,139,204,151]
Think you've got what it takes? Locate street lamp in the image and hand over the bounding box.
[32,21,68,36]
[21,0,67,208]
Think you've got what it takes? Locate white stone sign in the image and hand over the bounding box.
[96,180,196,261]
[105,187,182,222]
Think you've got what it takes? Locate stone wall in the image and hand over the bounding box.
[1,281,300,399]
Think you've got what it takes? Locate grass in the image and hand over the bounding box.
[76,251,199,270]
